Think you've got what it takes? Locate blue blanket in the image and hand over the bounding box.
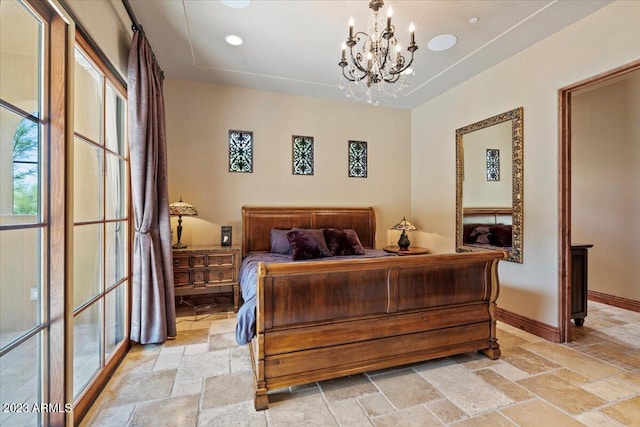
[235,250,394,345]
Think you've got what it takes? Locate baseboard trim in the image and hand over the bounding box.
[588,290,640,313]
[496,307,561,343]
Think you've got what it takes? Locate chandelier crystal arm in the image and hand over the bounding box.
[347,33,373,75]
[339,40,370,83]
[340,61,368,83]
[383,49,417,81]
[377,26,395,71]
[383,72,401,84]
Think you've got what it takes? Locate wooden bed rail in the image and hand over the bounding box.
[250,249,506,410]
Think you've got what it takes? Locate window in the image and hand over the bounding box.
[0,1,65,426]
[2,2,130,424]
[72,39,129,409]
[12,116,39,214]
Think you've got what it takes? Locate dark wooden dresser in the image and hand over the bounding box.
[571,244,593,326]
[172,245,240,312]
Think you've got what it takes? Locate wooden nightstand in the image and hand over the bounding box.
[383,245,431,255]
[172,245,241,312]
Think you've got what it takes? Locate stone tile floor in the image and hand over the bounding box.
[81,301,640,426]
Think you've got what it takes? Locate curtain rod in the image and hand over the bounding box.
[122,0,142,32]
[121,0,165,79]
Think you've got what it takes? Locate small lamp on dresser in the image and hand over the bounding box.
[391,216,417,250]
[169,198,198,249]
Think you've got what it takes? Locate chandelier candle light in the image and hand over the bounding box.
[169,198,198,249]
[339,0,418,105]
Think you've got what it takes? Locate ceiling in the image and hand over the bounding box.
[128,0,611,109]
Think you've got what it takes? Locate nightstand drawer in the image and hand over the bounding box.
[207,254,233,267]
[174,271,191,286]
[192,269,206,285]
[207,268,233,283]
[190,254,207,268]
[173,255,191,269]
[173,254,233,268]
[174,268,234,285]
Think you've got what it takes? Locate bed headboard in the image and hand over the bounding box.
[463,207,513,225]
[242,206,376,258]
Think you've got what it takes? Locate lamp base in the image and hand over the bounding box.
[397,230,411,251]
[173,219,187,249]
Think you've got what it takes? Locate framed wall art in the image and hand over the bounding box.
[348,140,367,178]
[292,135,314,175]
[229,130,253,173]
[486,148,500,181]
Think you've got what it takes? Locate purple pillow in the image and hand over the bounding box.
[323,228,365,256]
[469,225,491,243]
[270,228,292,254]
[489,225,513,247]
[475,232,492,245]
[463,223,484,243]
[286,229,332,261]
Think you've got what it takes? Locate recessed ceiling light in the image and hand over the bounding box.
[220,0,251,8]
[225,34,243,46]
[469,16,479,24]
[427,34,458,52]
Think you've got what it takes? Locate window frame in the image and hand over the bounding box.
[0,0,67,425]
[71,33,131,423]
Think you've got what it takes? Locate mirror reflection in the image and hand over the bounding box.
[456,107,523,263]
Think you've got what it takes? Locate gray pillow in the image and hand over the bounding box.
[270,228,292,254]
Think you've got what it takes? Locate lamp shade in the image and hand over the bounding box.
[391,216,417,231]
[169,199,198,216]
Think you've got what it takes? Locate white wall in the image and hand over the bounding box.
[411,1,640,327]
[462,120,513,208]
[572,72,640,301]
[164,80,412,249]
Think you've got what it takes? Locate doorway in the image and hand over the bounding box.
[558,60,640,342]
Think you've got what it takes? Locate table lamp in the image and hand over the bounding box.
[391,216,417,250]
[169,198,198,249]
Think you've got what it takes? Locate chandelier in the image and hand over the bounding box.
[339,0,418,105]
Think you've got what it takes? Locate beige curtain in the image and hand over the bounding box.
[128,28,176,343]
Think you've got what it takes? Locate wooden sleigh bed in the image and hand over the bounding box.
[240,206,506,410]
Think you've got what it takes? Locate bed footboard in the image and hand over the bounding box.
[249,250,505,410]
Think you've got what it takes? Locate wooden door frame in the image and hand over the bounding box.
[558,59,640,342]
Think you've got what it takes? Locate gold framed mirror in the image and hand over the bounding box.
[456,107,523,263]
